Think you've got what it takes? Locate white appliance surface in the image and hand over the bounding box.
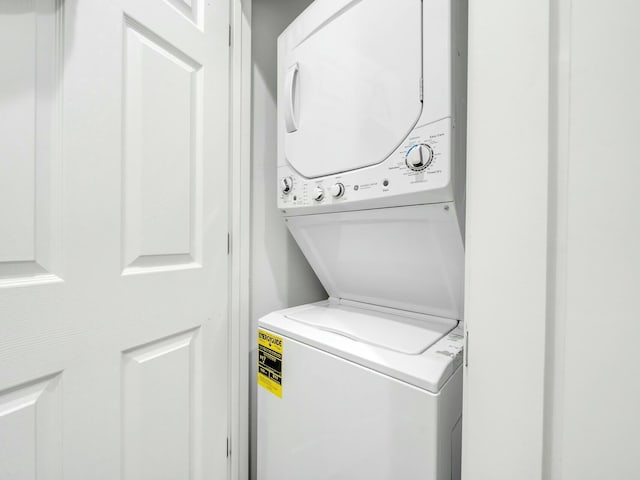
[278,118,457,214]
[286,302,454,354]
[260,301,464,393]
[279,0,423,179]
[260,0,467,477]
[257,306,463,480]
[286,203,465,320]
[277,0,464,215]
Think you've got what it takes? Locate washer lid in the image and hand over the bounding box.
[279,0,422,178]
[286,302,456,355]
[259,301,464,393]
[286,203,465,320]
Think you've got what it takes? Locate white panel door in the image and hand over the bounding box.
[0,0,229,478]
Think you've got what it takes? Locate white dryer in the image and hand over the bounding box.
[258,0,467,478]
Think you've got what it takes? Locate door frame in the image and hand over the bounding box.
[461,1,552,478]
[229,0,252,479]
[228,1,563,479]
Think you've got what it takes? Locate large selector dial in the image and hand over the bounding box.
[280,176,293,195]
[405,143,434,171]
[329,183,345,198]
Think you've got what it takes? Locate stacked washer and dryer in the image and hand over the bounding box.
[257,0,467,478]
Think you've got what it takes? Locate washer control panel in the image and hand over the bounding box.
[278,118,453,211]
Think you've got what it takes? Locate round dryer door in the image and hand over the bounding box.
[280,0,423,179]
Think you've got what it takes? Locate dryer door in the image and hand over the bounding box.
[279,0,422,178]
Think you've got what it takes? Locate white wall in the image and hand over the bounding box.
[461,1,550,477]
[462,1,640,479]
[249,0,325,478]
[544,1,640,478]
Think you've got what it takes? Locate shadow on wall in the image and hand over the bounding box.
[250,1,326,479]
[250,0,326,318]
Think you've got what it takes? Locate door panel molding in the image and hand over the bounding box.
[0,373,63,480]
[121,15,204,274]
[0,0,64,287]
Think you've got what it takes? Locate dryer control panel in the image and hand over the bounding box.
[278,118,455,214]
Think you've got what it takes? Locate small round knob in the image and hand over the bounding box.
[329,183,345,198]
[281,176,293,195]
[405,143,433,171]
[313,186,325,202]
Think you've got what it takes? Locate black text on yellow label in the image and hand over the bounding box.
[258,329,283,398]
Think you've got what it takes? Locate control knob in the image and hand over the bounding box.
[313,186,325,202]
[280,176,293,195]
[405,143,433,171]
[329,183,345,198]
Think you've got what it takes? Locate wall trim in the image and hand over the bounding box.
[229,0,252,478]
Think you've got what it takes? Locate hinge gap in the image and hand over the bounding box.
[464,331,469,367]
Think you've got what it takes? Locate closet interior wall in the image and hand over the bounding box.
[249,0,326,478]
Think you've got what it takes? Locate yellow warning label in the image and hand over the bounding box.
[257,329,283,398]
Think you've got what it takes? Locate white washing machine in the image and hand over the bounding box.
[258,0,467,478]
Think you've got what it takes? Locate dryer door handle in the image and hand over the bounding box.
[284,63,299,133]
